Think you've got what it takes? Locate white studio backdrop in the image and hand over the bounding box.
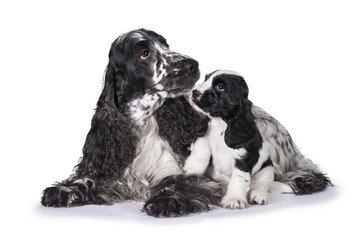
[0,0,354,240]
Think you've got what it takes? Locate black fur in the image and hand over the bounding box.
[155,96,209,159]
[292,170,331,195]
[143,174,223,217]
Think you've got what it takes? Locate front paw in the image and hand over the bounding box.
[41,186,79,207]
[143,196,209,217]
[249,190,268,205]
[220,195,247,209]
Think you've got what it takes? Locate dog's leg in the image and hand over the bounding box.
[41,177,101,207]
[41,176,130,207]
[249,166,274,205]
[143,174,223,217]
[220,168,250,209]
[252,105,331,194]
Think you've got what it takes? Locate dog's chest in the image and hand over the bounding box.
[208,118,246,180]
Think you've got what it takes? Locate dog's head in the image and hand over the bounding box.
[103,29,200,121]
[190,70,249,121]
[190,70,260,149]
[102,29,200,122]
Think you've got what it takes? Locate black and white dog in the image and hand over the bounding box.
[41,29,222,217]
[185,70,331,209]
[41,30,330,217]
[184,70,275,208]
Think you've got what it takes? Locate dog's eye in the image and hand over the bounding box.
[215,83,225,92]
[140,50,150,59]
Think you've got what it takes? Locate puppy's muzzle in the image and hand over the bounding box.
[192,89,202,100]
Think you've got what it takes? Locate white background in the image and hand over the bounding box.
[1,0,354,239]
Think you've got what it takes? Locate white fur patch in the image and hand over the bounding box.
[221,168,250,209]
[193,69,243,95]
[184,137,211,174]
[152,59,167,85]
[126,116,182,200]
[249,166,274,204]
[128,92,167,125]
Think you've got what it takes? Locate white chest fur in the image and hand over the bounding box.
[125,115,182,200]
[183,117,247,185]
[207,118,247,183]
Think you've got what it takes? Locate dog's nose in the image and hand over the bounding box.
[192,89,201,99]
[183,59,199,74]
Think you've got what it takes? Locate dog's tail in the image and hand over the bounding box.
[252,106,331,195]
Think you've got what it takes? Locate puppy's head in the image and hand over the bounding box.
[190,70,249,121]
[190,70,260,149]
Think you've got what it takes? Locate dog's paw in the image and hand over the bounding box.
[143,196,209,217]
[220,195,247,209]
[249,190,268,205]
[41,186,80,207]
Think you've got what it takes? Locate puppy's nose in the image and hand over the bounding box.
[183,59,199,74]
[192,89,201,99]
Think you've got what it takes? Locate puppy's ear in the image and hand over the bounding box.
[224,100,259,149]
[196,117,209,137]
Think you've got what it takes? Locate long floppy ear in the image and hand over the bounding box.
[224,99,259,150]
[75,63,137,178]
[196,117,209,137]
[98,63,127,109]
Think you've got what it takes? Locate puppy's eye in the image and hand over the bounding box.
[215,83,225,92]
[140,50,150,59]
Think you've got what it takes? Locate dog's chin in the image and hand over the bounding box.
[164,72,201,96]
[168,82,196,96]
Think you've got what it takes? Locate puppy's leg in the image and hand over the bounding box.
[221,168,250,209]
[249,166,274,205]
[183,137,211,174]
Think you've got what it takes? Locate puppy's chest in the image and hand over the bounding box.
[208,118,246,174]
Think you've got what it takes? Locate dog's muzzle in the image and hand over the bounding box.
[182,59,199,76]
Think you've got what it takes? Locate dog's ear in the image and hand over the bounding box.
[98,63,127,109]
[75,63,136,178]
[224,99,259,149]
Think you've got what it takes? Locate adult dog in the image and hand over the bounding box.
[41,30,330,217]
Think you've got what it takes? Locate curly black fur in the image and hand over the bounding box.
[75,67,138,178]
[155,96,209,159]
[292,170,332,195]
[143,174,223,217]
[41,179,102,207]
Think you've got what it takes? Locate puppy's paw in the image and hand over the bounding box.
[221,195,247,209]
[249,190,268,205]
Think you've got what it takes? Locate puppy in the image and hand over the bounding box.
[184,70,274,209]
